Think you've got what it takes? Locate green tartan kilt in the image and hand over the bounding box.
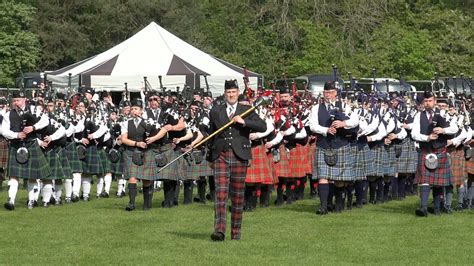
[123,149,158,181]
[58,147,73,178]
[82,145,104,175]
[7,141,51,180]
[64,141,83,173]
[97,148,112,174]
[156,145,184,181]
[109,149,124,176]
[186,149,213,179]
[43,147,67,180]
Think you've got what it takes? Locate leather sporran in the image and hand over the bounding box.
[394,144,402,158]
[16,147,29,164]
[154,153,167,167]
[464,146,472,160]
[324,149,338,167]
[424,153,438,170]
[77,145,86,160]
[192,150,203,164]
[108,148,120,163]
[132,150,144,166]
[272,148,280,163]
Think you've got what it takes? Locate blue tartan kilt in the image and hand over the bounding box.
[353,144,375,180]
[58,147,73,178]
[313,144,354,181]
[97,148,112,174]
[156,144,184,181]
[64,141,83,173]
[369,145,388,177]
[82,145,104,175]
[123,149,158,181]
[44,147,67,180]
[7,141,51,180]
[384,145,397,177]
[396,138,417,174]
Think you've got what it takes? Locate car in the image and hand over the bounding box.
[354,78,416,94]
[295,74,344,97]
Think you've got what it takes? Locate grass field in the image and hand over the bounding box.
[0,181,472,265]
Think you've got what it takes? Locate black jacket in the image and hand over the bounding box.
[208,103,266,161]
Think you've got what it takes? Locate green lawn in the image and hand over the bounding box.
[0,182,472,265]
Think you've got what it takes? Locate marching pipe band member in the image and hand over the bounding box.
[2,91,52,210]
[411,90,458,216]
[121,98,168,211]
[106,107,125,198]
[116,100,131,197]
[309,81,359,214]
[353,93,378,208]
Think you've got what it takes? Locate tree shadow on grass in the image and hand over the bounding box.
[166,230,210,241]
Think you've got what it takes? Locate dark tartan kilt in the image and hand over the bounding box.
[82,145,104,175]
[246,144,273,184]
[97,148,112,174]
[288,143,309,178]
[467,156,474,174]
[123,149,158,181]
[7,141,51,179]
[109,149,124,176]
[44,148,67,180]
[416,148,452,186]
[449,147,466,186]
[64,141,83,173]
[308,140,316,175]
[274,144,290,177]
[384,145,397,177]
[353,144,375,180]
[396,138,418,174]
[0,138,9,169]
[187,149,213,179]
[313,144,354,181]
[156,144,183,181]
[369,145,388,177]
[58,148,73,178]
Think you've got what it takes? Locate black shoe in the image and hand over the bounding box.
[316,208,328,215]
[274,199,284,206]
[442,206,453,214]
[100,191,109,198]
[49,197,56,205]
[415,207,428,217]
[210,232,225,242]
[71,195,79,203]
[4,202,15,211]
[454,204,465,211]
[125,203,135,211]
[427,206,435,214]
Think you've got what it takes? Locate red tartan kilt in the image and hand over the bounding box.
[288,143,309,178]
[416,148,452,186]
[308,139,317,176]
[450,148,466,186]
[274,145,290,178]
[0,138,8,169]
[246,144,273,184]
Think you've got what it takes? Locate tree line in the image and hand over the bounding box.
[0,0,472,87]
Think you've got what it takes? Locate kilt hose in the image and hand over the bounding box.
[288,143,309,178]
[416,147,452,187]
[353,144,375,180]
[384,145,397,177]
[313,144,354,181]
[397,137,418,174]
[64,141,83,173]
[369,145,388,177]
[213,150,247,240]
[58,148,73,178]
[7,141,51,180]
[156,144,183,181]
[44,147,67,180]
[82,145,104,175]
[274,145,290,178]
[449,147,466,186]
[123,149,158,181]
[187,149,213,179]
[246,144,273,184]
[0,138,9,169]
